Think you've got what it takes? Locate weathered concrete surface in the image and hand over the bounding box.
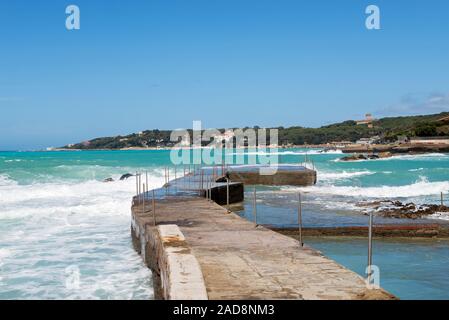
[131,217,208,299]
[158,225,208,300]
[132,196,395,300]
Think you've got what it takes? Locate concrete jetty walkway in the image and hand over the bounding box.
[131,165,395,300]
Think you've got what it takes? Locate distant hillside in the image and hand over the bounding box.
[63,112,449,149]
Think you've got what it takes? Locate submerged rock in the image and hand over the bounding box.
[341,151,393,161]
[340,154,367,161]
[103,178,114,182]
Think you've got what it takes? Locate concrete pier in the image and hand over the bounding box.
[131,165,395,300]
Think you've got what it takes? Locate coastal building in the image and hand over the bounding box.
[356,113,375,128]
[330,141,353,148]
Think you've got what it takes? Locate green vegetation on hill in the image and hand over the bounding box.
[64,112,449,149]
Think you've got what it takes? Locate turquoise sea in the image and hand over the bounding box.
[1,149,449,299]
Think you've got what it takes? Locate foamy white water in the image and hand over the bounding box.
[0,170,165,299]
[283,177,449,198]
[318,170,375,181]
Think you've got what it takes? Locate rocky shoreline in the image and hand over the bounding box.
[339,143,449,161]
[357,200,449,219]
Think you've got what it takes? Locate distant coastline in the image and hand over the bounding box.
[59,112,449,152]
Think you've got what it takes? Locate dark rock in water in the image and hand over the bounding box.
[103,178,114,182]
[341,152,393,161]
[120,173,134,180]
[340,154,367,161]
[358,200,449,219]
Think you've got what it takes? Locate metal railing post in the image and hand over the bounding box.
[146,171,148,191]
[298,192,303,247]
[152,190,156,226]
[253,187,257,227]
[367,211,374,285]
[142,183,146,213]
[135,171,138,198]
[226,177,230,212]
[201,169,204,190]
[207,178,210,201]
[137,173,141,204]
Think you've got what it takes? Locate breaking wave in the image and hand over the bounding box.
[0,168,165,299]
[283,177,449,198]
[0,174,17,186]
[318,170,375,181]
[231,149,342,156]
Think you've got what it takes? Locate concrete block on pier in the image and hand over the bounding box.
[157,225,208,300]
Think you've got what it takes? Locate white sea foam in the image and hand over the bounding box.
[231,149,343,156]
[0,248,12,260]
[0,174,17,186]
[318,170,375,181]
[332,153,447,163]
[428,212,449,221]
[0,169,165,299]
[282,177,449,198]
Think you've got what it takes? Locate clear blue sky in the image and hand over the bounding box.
[0,0,448,150]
